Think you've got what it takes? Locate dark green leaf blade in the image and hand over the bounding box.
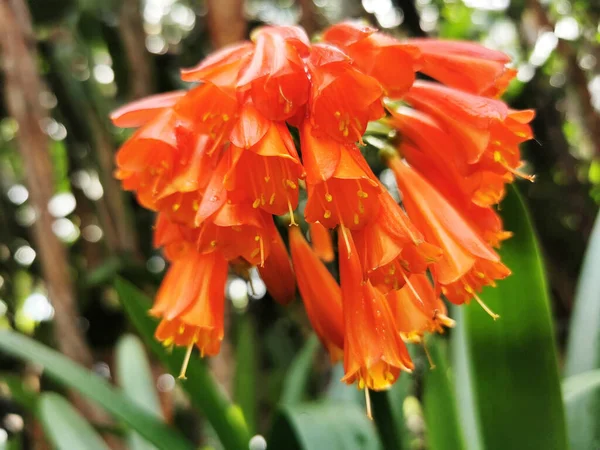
[233,315,257,433]
[461,187,568,450]
[114,277,251,450]
[423,336,465,450]
[268,403,383,450]
[0,330,192,450]
[279,334,319,406]
[451,307,483,450]
[38,393,110,450]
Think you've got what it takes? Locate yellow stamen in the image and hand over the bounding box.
[423,341,436,369]
[473,293,500,320]
[339,225,352,257]
[259,236,265,267]
[365,388,373,421]
[178,341,195,380]
[287,198,297,226]
[402,272,424,306]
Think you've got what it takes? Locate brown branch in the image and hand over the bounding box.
[117,0,154,99]
[298,0,319,36]
[0,0,116,431]
[528,0,600,157]
[41,33,141,258]
[206,0,247,49]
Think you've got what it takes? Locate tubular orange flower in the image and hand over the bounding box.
[110,90,186,128]
[389,157,510,310]
[225,120,305,218]
[174,83,240,145]
[387,274,455,343]
[308,222,334,262]
[289,226,344,362]
[407,39,516,97]
[181,41,254,91]
[301,122,381,230]
[153,213,199,261]
[307,43,385,143]
[403,81,535,179]
[114,108,197,212]
[352,190,442,292]
[258,224,296,305]
[150,249,229,359]
[236,26,311,120]
[338,228,413,391]
[196,202,273,267]
[109,21,535,394]
[386,106,512,246]
[322,21,421,98]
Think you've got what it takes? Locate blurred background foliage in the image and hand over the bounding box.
[0,0,599,449]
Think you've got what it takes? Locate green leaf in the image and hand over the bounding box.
[451,308,483,450]
[116,334,163,450]
[563,369,600,403]
[233,316,257,433]
[460,187,568,450]
[0,374,39,412]
[114,277,251,450]
[0,330,192,450]
[564,212,600,449]
[370,385,405,450]
[279,334,319,406]
[423,336,465,450]
[37,393,110,450]
[268,403,383,450]
[562,368,600,449]
[565,211,600,375]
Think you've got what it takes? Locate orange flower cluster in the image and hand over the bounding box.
[111,22,534,397]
